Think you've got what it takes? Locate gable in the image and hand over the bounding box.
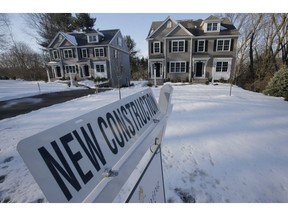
[49,33,64,48]
[147,16,177,39]
[166,24,193,37]
[48,32,77,48]
[59,39,74,47]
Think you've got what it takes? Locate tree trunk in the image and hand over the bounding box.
[249,32,255,90]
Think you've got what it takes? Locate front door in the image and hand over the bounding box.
[55,66,61,77]
[195,62,203,77]
[152,62,162,78]
[155,63,161,78]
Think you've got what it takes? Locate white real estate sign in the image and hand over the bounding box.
[17,85,173,203]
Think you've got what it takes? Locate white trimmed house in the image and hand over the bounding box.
[146,15,240,84]
[47,29,130,87]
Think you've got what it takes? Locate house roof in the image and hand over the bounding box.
[48,29,120,48]
[147,16,239,39]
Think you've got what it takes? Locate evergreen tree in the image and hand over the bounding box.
[74,13,96,32]
[25,13,76,48]
[264,66,288,100]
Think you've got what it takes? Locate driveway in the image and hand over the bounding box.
[0,89,106,120]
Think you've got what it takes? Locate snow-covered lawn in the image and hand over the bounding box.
[1,80,288,205]
[0,80,85,101]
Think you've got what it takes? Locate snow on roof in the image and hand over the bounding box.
[61,32,78,45]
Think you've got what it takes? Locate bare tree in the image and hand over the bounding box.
[0,14,12,52]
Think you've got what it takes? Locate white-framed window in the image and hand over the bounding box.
[94,47,105,57]
[81,48,88,58]
[169,61,186,73]
[93,62,107,73]
[207,23,218,31]
[117,37,123,47]
[153,41,161,53]
[217,39,231,51]
[114,50,118,58]
[197,40,205,52]
[167,20,172,28]
[63,49,73,59]
[216,62,229,72]
[95,64,105,73]
[64,65,76,74]
[172,40,185,52]
[88,34,98,43]
[52,50,59,60]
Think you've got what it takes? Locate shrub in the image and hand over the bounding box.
[264,66,288,101]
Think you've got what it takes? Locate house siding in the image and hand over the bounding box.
[47,29,130,88]
[147,16,239,84]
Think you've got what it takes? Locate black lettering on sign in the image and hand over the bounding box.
[72,123,106,172]
[135,98,147,125]
[61,133,93,185]
[125,103,139,131]
[113,109,131,142]
[120,105,136,136]
[107,112,125,148]
[38,141,81,201]
[130,101,143,129]
[98,116,118,154]
[140,96,151,121]
[147,93,159,114]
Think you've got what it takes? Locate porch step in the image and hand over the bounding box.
[192,78,209,84]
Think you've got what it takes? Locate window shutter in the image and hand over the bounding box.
[205,40,208,52]
[167,62,169,73]
[194,40,198,52]
[151,42,154,54]
[213,40,217,52]
[104,47,106,57]
[169,41,171,52]
[161,42,163,53]
[186,61,189,73]
[185,40,188,52]
[79,49,82,59]
[230,39,234,51]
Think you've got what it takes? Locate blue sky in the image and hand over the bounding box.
[9,13,211,58]
[5,0,281,57]
[93,13,211,57]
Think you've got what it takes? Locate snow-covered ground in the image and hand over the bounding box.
[0,79,86,101]
[1,80,288,207]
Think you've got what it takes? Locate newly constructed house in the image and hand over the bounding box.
[146,15,239,84]
[47,29,130,87]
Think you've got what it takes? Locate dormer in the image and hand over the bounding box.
[201,15,222,33]
[86,29,104,43]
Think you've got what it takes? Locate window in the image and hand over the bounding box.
[88,35,98,43]
[94,63,106,73]
[63,49,73,58]
[170,61,186,73]
[64,65,76,74]
[96,64,105,73]
[167,21,172,28]
[153,42,160,53]
[197,40,205,52]
[207,23,218,31]
[216,62,228,72]
[172,40,185,52]
[217,39,231,51]
[117,37,123,46]
[52,50,59,59]
[81,48,88,58]
[94,48,105,57]
[114,50,118,58]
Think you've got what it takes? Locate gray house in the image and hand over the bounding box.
[47,29,130,87]
[146,15,240,84]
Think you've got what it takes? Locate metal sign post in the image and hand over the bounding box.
[17,84,173,203]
